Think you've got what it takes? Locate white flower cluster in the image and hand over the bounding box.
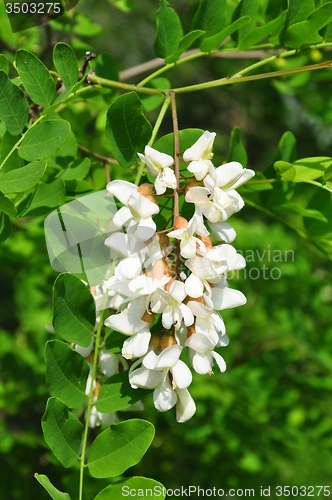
[102,131,254,423]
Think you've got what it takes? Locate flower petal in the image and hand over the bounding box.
[183,131,216,162]
[129,366,163,389]
[171,360,192,389]
[211,350,227,372]
[104,312,147,335]
[128,191,159,218]
[107,179,137,206]
[175,388,196,423]
[211,287,247,310]
[208,221,237,243]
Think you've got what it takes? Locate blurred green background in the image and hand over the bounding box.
[1,0,332,498]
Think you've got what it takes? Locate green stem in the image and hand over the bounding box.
[246,178,278,185]
[171,59,332,93]
[134,95,171,185]
[137,50,210,87]
[0,115,45,171]
[88,74,164,96]
[78,255,117,500]
[170,91,181,278]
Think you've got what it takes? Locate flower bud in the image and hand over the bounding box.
[160,333,177,350]
[187,295,204,304]
[187,325,195,338]
[197,235,213,252]
[93,380,101,398]
[173,216,188,230]
[137,183,154,196]
[152,259,169,280]
[149,333,161,352]
[185,182,199,194]
[156,233,169,251]
[141,311,155,327]
[145,194,158,207]
[165,277,176,293]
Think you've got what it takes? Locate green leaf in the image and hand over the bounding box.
[19,119,71,162]
[104,329,125,354]
[95,371,151,413]
[105,92,152,168]
[88,419,155,478]
[42,397,83,468]
[53,273,96,347]
[0,191,17,217]
[0,131,26,174]
[286,0,315,27]
[17,178,65,217]
[34,474,71,500]
[0,55,9,75]
[239,11,287,50]
[274,161,296,181]
[304,189,332,236]
[95,52,119,82]
[0,212,12,243]
[231,0,259,43]
[292,157,330,182]
[141,78,171,113]
[53,43,79,90]
[72,13,103,37]
[165,30,205,64]
[278,131,298,163]
[0,160,46,193]
[16,50,56,106]
[45,340,90,409]
[93,477,166,500]
[59,157,90,181]
[0,71,29,135]
[324,164,332,182]
[192,0,228,39]
[273,203,328,221]
[154,128,204,158]
[227,126,248,168]
[153,0,183,59]
[200,17,251,52]
[285,2,332,48]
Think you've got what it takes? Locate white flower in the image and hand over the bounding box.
[98,347,119,377]
[185,256,221,298]
[129,345,194,420]
[208,220,236,243]
[185,333,226,375]
[105,233,151,280]
[138,146,176,195]
[167,216,206,259]
[107,179,159,240]
[158,280,194,330]
[210,277,247,310]
[183,130,216,181]
[104,311,151,359]
[198,243,246,274]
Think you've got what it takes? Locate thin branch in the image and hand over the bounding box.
[77,144,118,165]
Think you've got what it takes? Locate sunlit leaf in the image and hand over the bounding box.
[53,273,95,347]
[45,340,90,408]
[19,120,71,161]
[200,17,251,52]
[53,43,79,90]
[0,71,29,135]
[153,0,183,59]
[16,50,56,106]
[34,474,71,500]
[105,92,152,168]
[0,160,46,193]
[285,2,332,48]
[88,419,155,478]
[95,371,151,413]
[42,397,83,468]
[93,477,166,500]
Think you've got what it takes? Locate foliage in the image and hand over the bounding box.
[1,0,332,499]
